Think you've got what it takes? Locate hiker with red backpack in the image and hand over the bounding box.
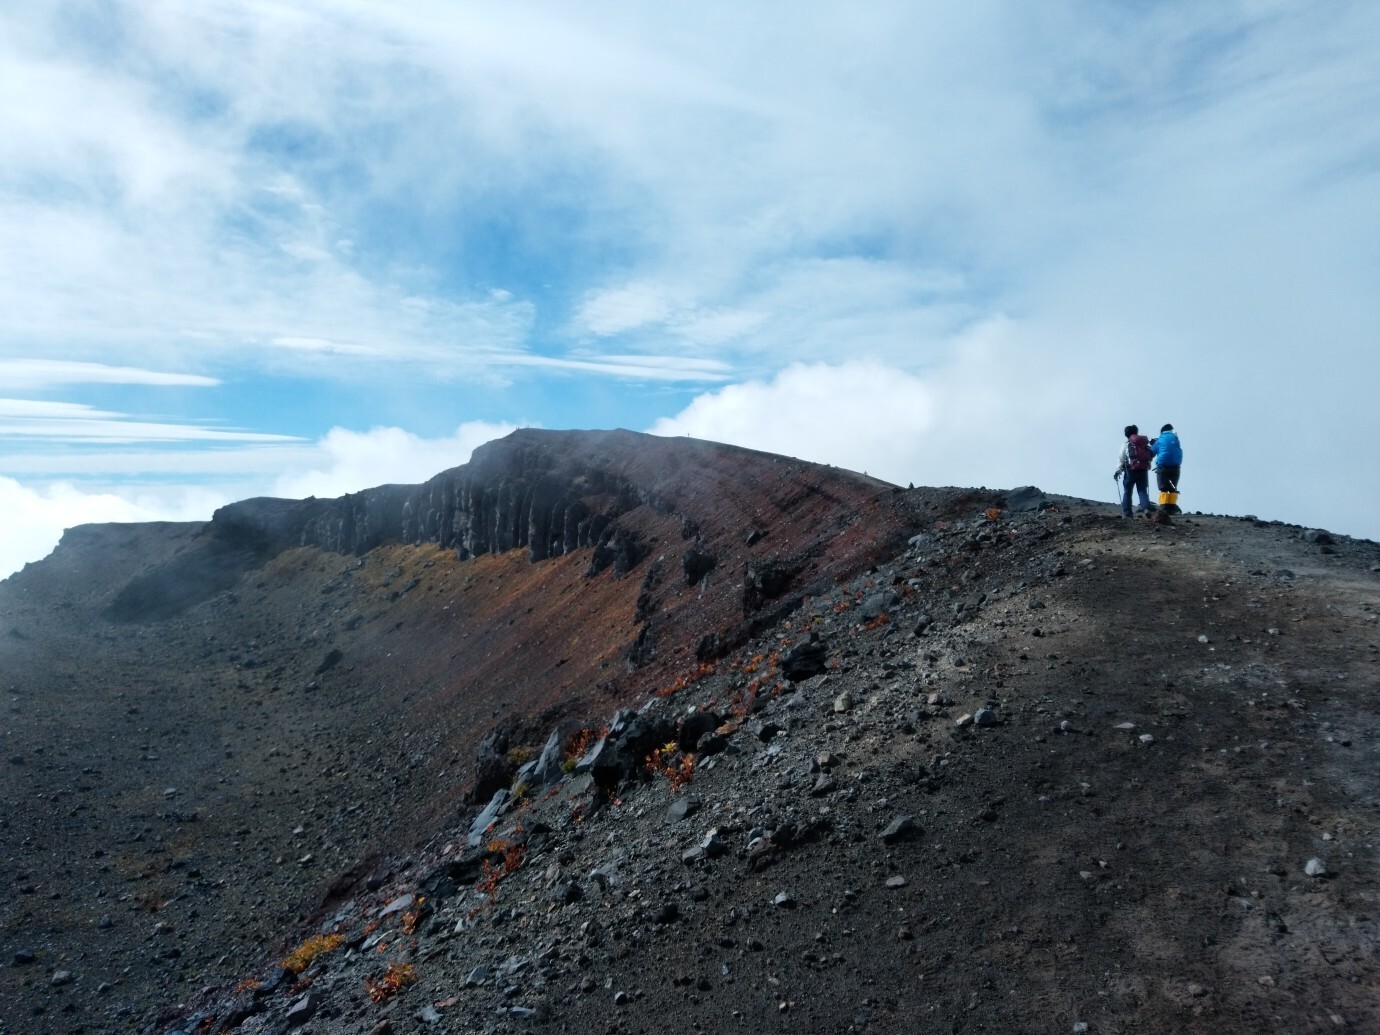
[1116,424,1155,518]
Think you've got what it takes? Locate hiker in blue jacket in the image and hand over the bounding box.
[1151,424,1183,514]
[1116,424,1155,517]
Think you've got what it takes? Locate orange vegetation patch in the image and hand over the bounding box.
[282,933,345,974]
[365,963,417,1003]
[477,839,527,901]
[646,741,696,792]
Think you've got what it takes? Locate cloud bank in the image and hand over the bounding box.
[1,421,519,581]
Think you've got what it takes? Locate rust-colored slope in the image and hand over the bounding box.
[242,430,920,805]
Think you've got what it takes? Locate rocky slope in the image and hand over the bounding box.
[2,430,1378,1034]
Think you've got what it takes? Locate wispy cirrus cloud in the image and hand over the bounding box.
[0,360,220,389]
[0,399,299,444]
[503,353,732,381]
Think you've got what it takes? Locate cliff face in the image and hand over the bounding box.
[213,428,841,564]
[111,429,907,630]
[176,430,657,570]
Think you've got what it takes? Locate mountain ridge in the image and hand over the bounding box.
[2,429,1377,1034]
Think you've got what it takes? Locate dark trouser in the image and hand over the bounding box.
[1157,465,1181,513]
[1121,469,1150,515]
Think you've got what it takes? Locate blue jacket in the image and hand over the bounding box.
[1152,430,1182,466]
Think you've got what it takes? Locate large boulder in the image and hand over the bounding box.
[781,633,829,682]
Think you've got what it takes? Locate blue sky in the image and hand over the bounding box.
[3,1,1379,577]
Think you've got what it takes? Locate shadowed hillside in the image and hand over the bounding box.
[1,430,1377,1034]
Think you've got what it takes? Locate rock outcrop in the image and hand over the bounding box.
[106,428,910,634]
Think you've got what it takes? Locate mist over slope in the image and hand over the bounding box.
[1,429,1377,1034]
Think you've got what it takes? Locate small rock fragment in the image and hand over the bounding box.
[651,901,680,923]
[285,992,319,1025]
[665,797,700,824]
[880,816,917,843]
[810,774,838,797]
[380,894,414,917]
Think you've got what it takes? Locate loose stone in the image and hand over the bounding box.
[880,816,917,843]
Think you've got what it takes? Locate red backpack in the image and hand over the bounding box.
[1128,434,1152,471]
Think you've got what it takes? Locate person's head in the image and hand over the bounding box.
[1124,424,1138,438]
[1160,423,1174,433]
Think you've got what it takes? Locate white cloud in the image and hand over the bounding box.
[649,360,937,482]
[270,337,379,357]
[270,421,523,500]
[0,399,300,443]
[0,360,219,389]
[649,316,1380,543]
[0,445,321,478]
[576,283,676,336]
[0,399,123,420]
[0,420,525,580]
[504,353,731,381]
[0,476,229,582]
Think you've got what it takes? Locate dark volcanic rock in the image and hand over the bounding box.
[677,709,722,752]
[1005,485,1046,512]
[744,556,804,611]
[781,633,829,681]
[682,546,717,586]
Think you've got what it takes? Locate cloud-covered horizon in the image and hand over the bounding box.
[3,2,1377,578]
[0,420,522,579]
